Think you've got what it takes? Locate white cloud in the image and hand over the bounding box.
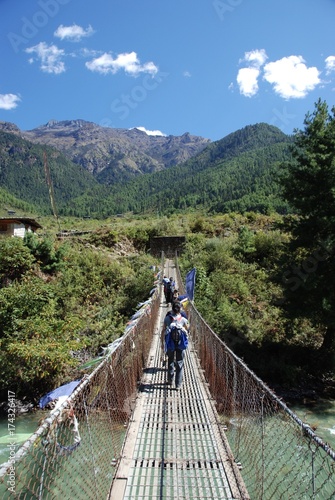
[0,93,21,110]
[242,49,268,68]
[80,48,100,58]
[236,49,267,96]
[134,126,166,136]
[325,56,335,74]
[236,50,322,99]
[183,71,191,78]
[54,24,94,42]
[25,42,65,74]
[263,55,321,99]
[237,67,260,97]
[85,51,158,76]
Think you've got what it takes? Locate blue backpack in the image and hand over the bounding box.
[165,322,188,351]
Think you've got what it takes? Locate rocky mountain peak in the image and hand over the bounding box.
[0,121,21,134]
[5,119,211,181]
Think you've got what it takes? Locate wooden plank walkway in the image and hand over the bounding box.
[109,267,249,499]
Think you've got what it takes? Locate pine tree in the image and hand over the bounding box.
[281,99,335,356]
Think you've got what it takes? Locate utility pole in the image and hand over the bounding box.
[43,151,61,232]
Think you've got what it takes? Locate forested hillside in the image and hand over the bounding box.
[0,186,37,216]
[0,130,103,215]
[66,123,293,216]
[0,122,292,218]
[17,119,211,180]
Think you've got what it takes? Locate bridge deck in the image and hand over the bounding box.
[109,277,247,499]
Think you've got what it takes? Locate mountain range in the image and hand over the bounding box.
[0,120,210,183]
[0,119,293,218]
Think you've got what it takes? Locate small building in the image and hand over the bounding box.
[0,218,42,238]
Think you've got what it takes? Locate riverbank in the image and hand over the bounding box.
[0,400,35,418]
[269,376,335,449]
[272,376,335,405]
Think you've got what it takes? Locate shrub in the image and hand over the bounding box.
[24,232,68,273]
[0,237,35,285]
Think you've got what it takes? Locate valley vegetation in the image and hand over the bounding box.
[0,221,160,403]
[1,99,335,403]
[0,122,291,218]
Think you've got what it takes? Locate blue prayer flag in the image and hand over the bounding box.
[185,268,196,301]
[39,380,81,409]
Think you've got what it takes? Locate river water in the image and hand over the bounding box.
[290,398,335,450]
[0,411,43,466]
[1,400,334,471]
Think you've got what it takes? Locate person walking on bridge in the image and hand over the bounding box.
[162,301,189,390]
[162,275,170,304]
[165,277,175,306]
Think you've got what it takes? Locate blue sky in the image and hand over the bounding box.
[0,0,335,141]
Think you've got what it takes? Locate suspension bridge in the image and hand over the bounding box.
[0,258,335,499]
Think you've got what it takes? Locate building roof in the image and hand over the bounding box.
[0,217,42,229]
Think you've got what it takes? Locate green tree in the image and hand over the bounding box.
[0,237,35,286]
[24,233,67,273]
[281,99,335,357]
[234,226,256,257]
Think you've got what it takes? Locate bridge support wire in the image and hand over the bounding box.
[174,258,335,499]
[2,255,334,499]
[109,259,248,499]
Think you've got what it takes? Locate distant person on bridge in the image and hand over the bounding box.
[162,275,170,304]
[166,276,176,306]
[162,301,189,390]
[165,277,176,306]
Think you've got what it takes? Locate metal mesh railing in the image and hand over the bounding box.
[187,305,335,499]
[175,260,335,499]
[2,256,335,499]
[0,276,161,499]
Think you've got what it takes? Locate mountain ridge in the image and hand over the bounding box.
[0,120,292,217]
[89,123,292,216]
[0,119,210,182]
